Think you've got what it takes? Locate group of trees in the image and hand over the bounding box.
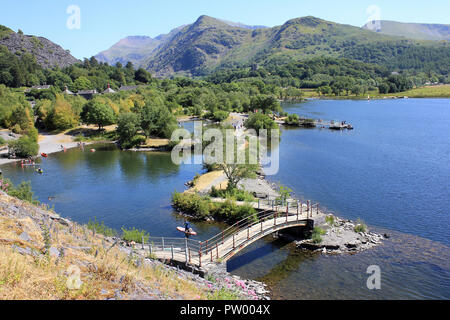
[208,56,449,96]
[0,52,153,92]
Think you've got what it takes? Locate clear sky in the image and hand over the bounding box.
[1,0,449,59]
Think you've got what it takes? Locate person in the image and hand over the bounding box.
[184,220,191,232]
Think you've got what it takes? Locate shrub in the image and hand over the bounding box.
[210,186,255,202]
[171,191,212,219]
[87,218,117,237]
[325,215,335,226]
[285,114,299,125]
[8,135,39,158]
[354,219,367,233]
[121,227,150,244]
[1,178,38,204]
[311,227,326,244]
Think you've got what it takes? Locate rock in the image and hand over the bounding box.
[19,231,31,242]
[47,247,60,258]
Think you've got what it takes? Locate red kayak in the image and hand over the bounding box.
[177,227,197,236]
[41,153,48,158]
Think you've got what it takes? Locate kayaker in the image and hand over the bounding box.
[184,221,191,233]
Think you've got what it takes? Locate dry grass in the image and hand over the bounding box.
[142,138,170,148]
[185,170,227,193]
[0,194,208,300]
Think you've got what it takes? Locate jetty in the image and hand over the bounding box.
[135,198,324,271]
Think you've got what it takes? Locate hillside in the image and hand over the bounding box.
[0,190,268,300]
[362,20,450,41]
[97,15,449,78]
[0,25,79,69]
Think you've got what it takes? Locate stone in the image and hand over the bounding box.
[19,231,31,242]
[48,247,60,258]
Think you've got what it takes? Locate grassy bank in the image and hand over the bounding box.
[0,192,215,300]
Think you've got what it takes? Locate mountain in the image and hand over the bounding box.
[362,20,450,41]
[95,25,186,67]
[0,25,79,68]
[95,15,450,77]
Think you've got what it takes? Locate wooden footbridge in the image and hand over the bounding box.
[138,199,323,270]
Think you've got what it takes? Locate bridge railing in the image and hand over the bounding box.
[199,201,320,259]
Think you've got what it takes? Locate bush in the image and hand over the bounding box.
[311,227,326,244]
[1,178,37,204]
[121,227,150,244]
[325,215,335,226]
[87,217,117,237]
[8,135,39,158]
[354,219,367,233]
[210,186,255,202]
[0,137,5,146]
[171,191,212,219]
[285,114,299,125]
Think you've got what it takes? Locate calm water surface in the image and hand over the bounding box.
[1,99,449,299]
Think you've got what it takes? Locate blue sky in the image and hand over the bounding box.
[1,0,449,59]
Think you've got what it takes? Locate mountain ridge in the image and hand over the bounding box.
[0,25,79,69]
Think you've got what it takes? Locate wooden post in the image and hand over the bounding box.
[247,227,250,240]
[185,238,188,263]
[210,249,213,262]
[286,202,289,214]
[216,243,219,259]
[317,203,319,215]
[300,201,302,216]
[188,248,191,263]
[141,236,144,250]
[307,201,310,218]
[171,245,174,260]
[258,199,260,209]
[199,250,202,267]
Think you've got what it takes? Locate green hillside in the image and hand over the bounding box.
[141,16,450,78]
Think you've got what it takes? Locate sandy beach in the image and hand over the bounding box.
[0,130,91,166]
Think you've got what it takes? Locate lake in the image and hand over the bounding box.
[1,98,449,299]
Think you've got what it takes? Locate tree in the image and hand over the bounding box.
[81,100,116,130]
[72,76,93,92]
[140,102,177,138]
[134,68,152,83]
[117,112,140,148]
[249,95,281,114]
[8,135,39,158]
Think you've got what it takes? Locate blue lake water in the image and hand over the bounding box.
[1,98,449,299]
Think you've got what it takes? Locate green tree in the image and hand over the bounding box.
[81,100,116,130]
[117,112,141,148]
